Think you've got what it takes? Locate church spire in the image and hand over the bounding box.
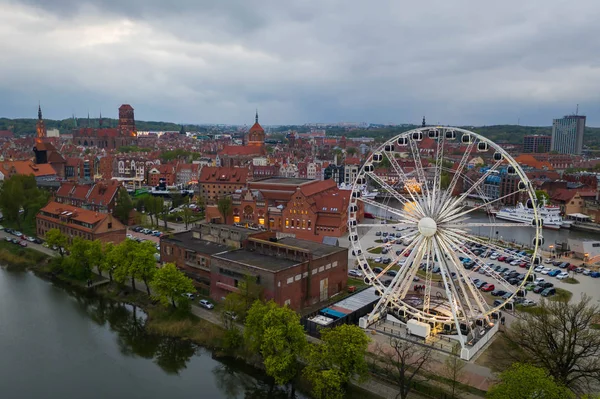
[422,116,426,127]
[38,103,42,120]
[255,109,258,124]
[99,110,103,127]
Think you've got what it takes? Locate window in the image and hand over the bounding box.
[285,219,289,227]
[332,261,338,267]
[325,263,331,270]
[295,274,301,281]
[287,277,294,284]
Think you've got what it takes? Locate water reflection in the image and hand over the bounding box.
[71,291,196,375]
[212,362,299,399]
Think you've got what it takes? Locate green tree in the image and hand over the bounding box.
[101,242,117,282]
[0,174,46,230]
[304,324,371,399]
[151,263,195,308]
[535,190,550,204]
[223,275,264,321]
[112,239,139,290]
[244,301,307,390]
[505,295,600,394]
[135,240,158,295]
[346,147,358,156]
[113,187,134,224]
[487,363,574,399]
[45,228,68,257]
[217,196,233,224]
[86,240,105,276]
[67,237,93,279]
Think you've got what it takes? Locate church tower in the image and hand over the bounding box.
[36,104,47,140]
[247,110,265,147]
[118,104,136,136]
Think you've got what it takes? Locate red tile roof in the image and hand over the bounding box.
[199,167,249,184]
[300,179,337,197]
[249,122,264,133]
[219,145,264,156]
[0,160,56,177]
[39,201,109,225]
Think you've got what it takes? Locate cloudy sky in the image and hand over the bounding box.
[2,0,600,126]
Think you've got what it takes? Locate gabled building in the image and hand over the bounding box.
[198,166,249,203]
[54,180,121,213]
[36,201,126,244]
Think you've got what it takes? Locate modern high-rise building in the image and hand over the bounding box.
[551,115,586,155]
[523,135,551,153]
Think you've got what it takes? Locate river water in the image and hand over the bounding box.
[0,268,321,399]
[366,200,600,248]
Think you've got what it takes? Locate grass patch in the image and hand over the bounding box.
[591,324,600,330]
[563,277,579,284]
[146,306,225,348]
[367,247,383,254]
[548,288,573,303]
[0,240,49,269]
[474,333,514,373]
[348,277,368,289]
[374,239,383,243]
[515,304,546,315]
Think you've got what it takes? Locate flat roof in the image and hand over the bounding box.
[196,222,255,235]
[214,249,300,272]
[251,177,314,186]
[162,231,230,255]
[276,237,346,258]
[329,287,379,313]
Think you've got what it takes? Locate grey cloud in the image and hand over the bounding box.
[2,0,600,125]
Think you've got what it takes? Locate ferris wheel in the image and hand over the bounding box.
[347,127,542,353]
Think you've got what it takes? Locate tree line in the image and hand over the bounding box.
[45,228,194,306]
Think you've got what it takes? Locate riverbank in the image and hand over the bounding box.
[1,235,484,399]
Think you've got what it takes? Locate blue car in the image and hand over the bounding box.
[590,272,600,278]
[548,269,561,277]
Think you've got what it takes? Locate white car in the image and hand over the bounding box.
[557,272,569,280]
[510,260,519,266]
[534,278,545,284]
[544,258,553,264]
[374,257,382,263]
[199,299,214,309]
[541,268,551,275]
[534,266,544,273]
[490,254,498,260]
[521,299,537,307]
[348,269,363,278]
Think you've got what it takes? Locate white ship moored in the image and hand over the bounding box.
[495,198,566,230]
[338,183,378,199]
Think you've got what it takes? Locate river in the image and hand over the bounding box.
[365,199,600,248]
[0,268,362,399]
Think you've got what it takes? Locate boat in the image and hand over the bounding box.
[338,183,378,199]
[495,198,564,230]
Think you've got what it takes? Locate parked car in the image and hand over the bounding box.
[575,267,584,273]
[19,240,27,247]
[386,270,397,277]
[372,267,383,274]
[374,257,382,263]
[199,299,214,309]
[568,265,578,271]
[183,293,195,299]
[544,258,552,264]
[534,277,545,284]
[491,290,507,297]
[502,292,513,300]
[524,283,536,291]
[557,272,569,280]
[223,311,238,320]
[475,281,487,289]
[548,269,561,277]
[493,299,504,307]
[541,288,556,297]
[591,272,600,278]
[521,299,537,307]
[348,269,363,278]
[583,269,592,276]
[13,231,23,237]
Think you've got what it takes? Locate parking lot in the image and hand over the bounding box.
[342,223,600,307]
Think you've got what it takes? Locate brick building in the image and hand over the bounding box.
[160,223,262,292]
[210,232,348,311]
[198,166,249,203]
[205,177,362,243]
[54,180,121,213]
[73,104,138,150]
[36,201,126,244]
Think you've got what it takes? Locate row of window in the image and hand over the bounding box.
[285,218,312,229]
[281,261,339,286]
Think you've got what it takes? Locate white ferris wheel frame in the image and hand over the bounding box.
[347,126,542,348]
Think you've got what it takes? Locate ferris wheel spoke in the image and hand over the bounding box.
[431,128,446,215]
[355,223,415,229]
[442,222,535,228]
[383,150,428,215]
[443,228,532,265]
[358,197,419,223]
[395,236,428,300]
[440,189,528,224]
[441,232,517,295]
[436,234,489,318]
[439,140,477,210]
[438,158,504,221]
[431,237,469,343]
[365,171,415,210]
[407,136,430,205]
[422,240,434,314]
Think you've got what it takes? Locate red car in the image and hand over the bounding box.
[481,283,495,292]
[568,264,578,271]
[498,256,506,262]
[403,250,411,257]
[519,262,528,268]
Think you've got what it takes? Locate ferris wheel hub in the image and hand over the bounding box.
[418,217,437,237]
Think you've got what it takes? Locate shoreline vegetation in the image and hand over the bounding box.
[1,239,484,399]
